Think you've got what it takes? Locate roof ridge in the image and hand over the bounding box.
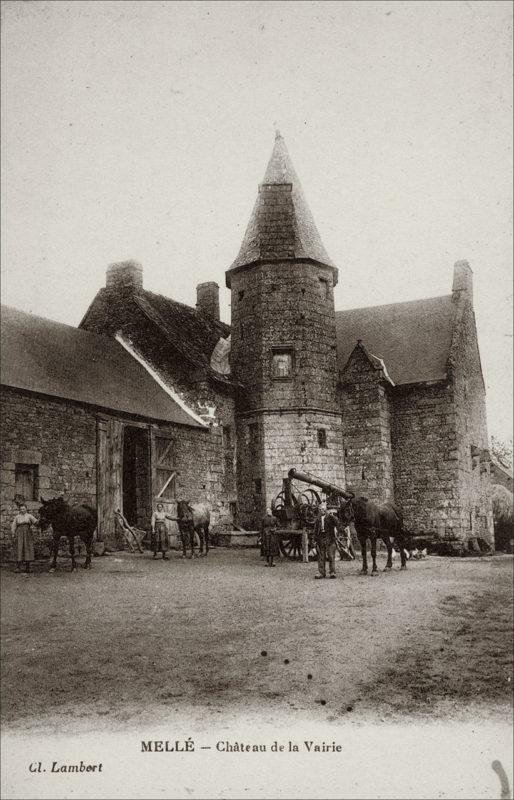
[2,304,112,339]
[141,288,231,333]
[336,293,452,315]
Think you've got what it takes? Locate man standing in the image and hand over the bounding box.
[314,501,339,579]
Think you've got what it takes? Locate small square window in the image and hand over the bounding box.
[272,349,294,379]
[319,277,329,299]
[15,464,39,501]
[317,429,327,448]
[223,426,232,449]
[238,290,245,301]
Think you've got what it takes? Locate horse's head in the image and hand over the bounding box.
[176,500,193,520]
[38,496,66,531]
[338,498,355,527]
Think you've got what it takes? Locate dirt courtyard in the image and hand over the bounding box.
[1,548,513,734]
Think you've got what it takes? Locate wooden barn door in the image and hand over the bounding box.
[151,430,179,544]
[97,417,123,546]
[151,432,176,511]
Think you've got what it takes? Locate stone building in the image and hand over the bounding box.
[0,132,494,554]
[0,306,229,556]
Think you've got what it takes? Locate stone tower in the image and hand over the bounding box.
[226,132,346,524]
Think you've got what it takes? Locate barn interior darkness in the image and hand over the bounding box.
[122,426,151,528]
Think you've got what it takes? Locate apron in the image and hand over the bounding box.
[16,522,35,562]
[152,520,170,552]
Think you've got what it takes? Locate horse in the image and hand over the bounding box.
[176,500,211,558]
[339,497,407,574]
[38,497,97,572]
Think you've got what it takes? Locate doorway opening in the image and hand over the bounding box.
[122,426,151,528]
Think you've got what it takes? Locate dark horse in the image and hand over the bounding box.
[176,500,210,558]
[340,497,407,574]
[38,497,97,572]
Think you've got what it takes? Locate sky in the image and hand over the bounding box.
[1,0,512,441]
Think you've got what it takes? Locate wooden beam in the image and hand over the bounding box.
[156,471,176,498]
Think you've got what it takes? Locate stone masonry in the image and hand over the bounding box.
[340,342,394,500]
[0,386,231,558]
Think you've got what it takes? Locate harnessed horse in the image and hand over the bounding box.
[176,500,211,558]
[38,497,97,572]
[339,497,408,574]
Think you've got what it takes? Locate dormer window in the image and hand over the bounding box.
[271,348,294,379]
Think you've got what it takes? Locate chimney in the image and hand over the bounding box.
[106,260,143,291]
[196,282,220,320]
[452,260,473,305]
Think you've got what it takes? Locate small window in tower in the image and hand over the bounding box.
[248,422,259,450]
[15,464,39,501]
[271,348,294,379]
[238,290,245,301]
[254,478,262,495]
[317,428,327,448]
[223,426,232,449]
[319,277,329,299]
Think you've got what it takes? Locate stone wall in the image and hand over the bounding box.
[390,381,461,538]
[340,344,394,500]
[0,387,97,559]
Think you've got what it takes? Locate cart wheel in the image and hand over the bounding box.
[279,534,318,561]
[279,535,303,560]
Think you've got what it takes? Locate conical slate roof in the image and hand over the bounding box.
[226,132,337,286]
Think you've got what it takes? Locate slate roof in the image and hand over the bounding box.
[336,295,455,385]
[133,290,231,376]
[81,286,234,385]
[0,305,205,427]
[227,132,336,284]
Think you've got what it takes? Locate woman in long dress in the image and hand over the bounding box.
[150,503,172,560]
[11,504,37,574]
[261,507,280,567]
